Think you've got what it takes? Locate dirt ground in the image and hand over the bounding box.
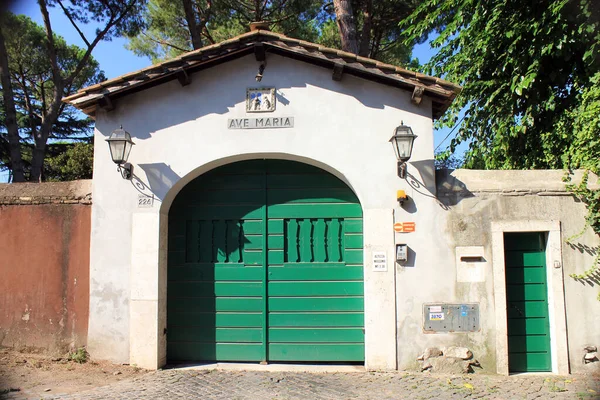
[0,347,149,399]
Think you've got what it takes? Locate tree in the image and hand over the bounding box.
[128,0,323,63]
[0,0,145,182]
[322,0,421,65]
[0,12,104,181]
[402,0,600,170]
[332,0,358,54]
[128,0,420,66]
[402,0,600,281]
[45,141,94,181]
[434,150,463,170]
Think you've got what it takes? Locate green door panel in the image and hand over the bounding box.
[269,328,364,343]
[508,335,552,353]
[506,283,550,301]
[167,160,364,363]
[168,297,263,312]
[506,301,548,319]
[505,267,547,284]
[168,265,263,281]
[268,282,364,297]
[168,312,263,327]
[267,265,363,281]
[168,282,263,297]
[168,327,263,343]
[504,232,551,372]
[269,297,364,312]
[507,318,551,336]
[506,352,551,372]
[168,343,264,362]
[269,313,364,327]
[268,344,365,362]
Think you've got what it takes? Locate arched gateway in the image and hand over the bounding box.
[167,160,364,363]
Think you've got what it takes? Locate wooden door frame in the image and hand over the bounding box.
[491,221,569,375]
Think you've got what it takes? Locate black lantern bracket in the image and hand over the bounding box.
[118,162,133,180]
[397,161,408,179]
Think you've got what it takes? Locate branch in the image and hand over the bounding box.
[202,26,216,45]
[38,0,62,87]
[143,32,190,53]
[56,0,91,47]
[64,0,138,89]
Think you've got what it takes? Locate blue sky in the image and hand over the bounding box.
[2,1,461,182]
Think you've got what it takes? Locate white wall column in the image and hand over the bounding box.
[130,212,162,369]
[363,208,397,370]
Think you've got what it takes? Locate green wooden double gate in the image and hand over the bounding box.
[167,160,365,363]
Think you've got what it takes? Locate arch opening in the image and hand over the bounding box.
[164,159,365,364]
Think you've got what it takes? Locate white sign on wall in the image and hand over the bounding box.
[373,251,387,272]
[227,117,294,129]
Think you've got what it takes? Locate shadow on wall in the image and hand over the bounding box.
[567,243,600,287]
[132,163,183,202]
[434,169,475,207]
[403,163,475,210]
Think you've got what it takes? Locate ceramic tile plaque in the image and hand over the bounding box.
[247,87,276,112]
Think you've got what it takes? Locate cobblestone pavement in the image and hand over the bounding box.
[5,369,600,400]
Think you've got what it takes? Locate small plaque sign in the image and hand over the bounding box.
[373,251,387,272]
[138,194,154,208]
[394,222,416,233]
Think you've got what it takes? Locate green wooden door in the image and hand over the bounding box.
[504,232,551,372]
[167,160,364,363]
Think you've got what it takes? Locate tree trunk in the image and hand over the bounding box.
[182,0,203,49]
[358,0,372,57]
[333,0,358,54]
[29,85,63,182]
[0,23,25,182]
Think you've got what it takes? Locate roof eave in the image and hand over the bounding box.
[63,30,461,120]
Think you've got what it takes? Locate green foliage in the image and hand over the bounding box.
[435,150,464,170]
[45,142,93,181]
[128,0,421,66]
[127,0,211,62]
[563,75,600,279]
[48,0,147,40]
[127,0,323,63]
[67,347,89,364]
[402,0,600,169]
[0,13,102,180]
[402,0,600,288]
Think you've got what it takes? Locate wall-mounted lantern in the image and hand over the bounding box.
[389,122,417,179]
[106,126,135,180]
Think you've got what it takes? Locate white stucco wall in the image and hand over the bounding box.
[427,170,600,375]
[89,53,434,368]
[88,52,600,374]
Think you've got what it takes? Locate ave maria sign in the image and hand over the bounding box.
[228,117,294,129]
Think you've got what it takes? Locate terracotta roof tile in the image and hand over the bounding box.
[63,29,461,119]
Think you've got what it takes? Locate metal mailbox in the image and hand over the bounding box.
[423,303,480,333]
